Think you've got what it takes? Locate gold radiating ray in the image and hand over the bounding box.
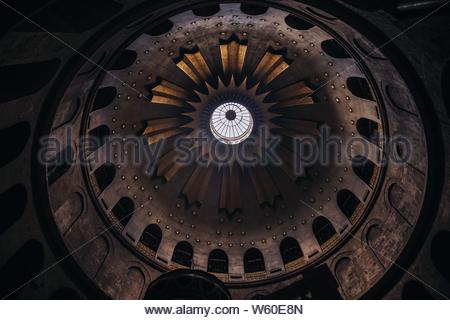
[270,81,315,107]
[253,51,290,86]
[153,80,193,99]
[150,80,192,108]
[269,81,314,101]
[144,117,188,135]
[146,41,317,213]
[157,149,186,181]
[151,95,188,107]
[220,41,247,78]
[144,117,190,145]
[147,128,187,145]
[176,51,212,85]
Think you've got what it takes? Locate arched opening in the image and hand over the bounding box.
[140,224,162,252]
[111,197,134,227]
[193,5,220,17]
[312,217,337,246]
[356,118,379,146]
[347,77,374,101]
[207,249,228,274]
[244,248,265,273]
[88,125,110,153]
[146,19,174,36]
[321,39,351,59]
[240,4,268,15]
[337,189,362,220]
[352,155,376,186]
[172,241,193,268]
[92,86,117,111]
[280,237,303,264]
[93,162,116,192]
[285,14,314,30]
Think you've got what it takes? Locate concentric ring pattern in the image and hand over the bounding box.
[38,1,432,299]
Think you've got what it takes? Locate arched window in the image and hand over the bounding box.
[207,249,228,274]
[337,189,361,220]
[312,217,337,246]
[112,197,134,227]
[347,77,374,101]
[352,155,376,186]
[140,224,162,252]
[356,118,379,145]
[93,162,115,192]
[172,241,193,268]
[244,248,265,273]
[280,237,303,264]
[88,125,110,152]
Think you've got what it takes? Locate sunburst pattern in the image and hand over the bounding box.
[143,38,318,214]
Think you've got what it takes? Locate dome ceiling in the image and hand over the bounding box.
[24,1,438,299]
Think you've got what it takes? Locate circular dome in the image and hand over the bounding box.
[210,102,253,145]
[33,1,438,299]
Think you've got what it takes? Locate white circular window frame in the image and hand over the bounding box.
[210,102,254,145]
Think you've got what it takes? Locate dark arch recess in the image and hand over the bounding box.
[93,162,116,192]
[280,237,303,264]
[347,77,374,101]
[140,224,162,252]
[352,155,376,186]
[109,50,137,71]
[208,249,229,274]
[337,189,361,220]
[172,241,194,268]
[111,197,135,227]
[312,216,337,246]
[88,125,110,153]
[146,19,174,36]
[321,39,351,59]
[356,118,380,146]
[193,5,220,17]
[244,248,265,273]
[240,4,268,15]
[285,14,314,30]
[92,86,117,111]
